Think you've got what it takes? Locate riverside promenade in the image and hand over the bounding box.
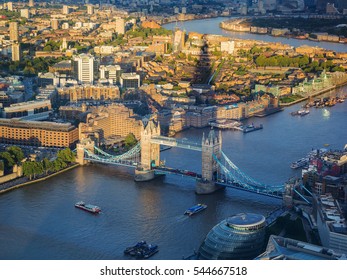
[0,164,79,195]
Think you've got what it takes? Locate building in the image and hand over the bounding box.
[0,119,79,148]
[120,73,140,89]
[2,100,52,120]
[57,84,120,102]
[199,213,267,260]
[11,43,20,62]
[315,194,347,254]
[9,21,19,41]
[61,22,69,30]
[173,29,185,52]
[256,235,347,260]
[7,2,13,11]
[220,41,235,54]
[99,65,122,84]
[72,53,96,84]
[141,20,161,29]
[326,3,340,14]
[51,19,59,30]
[62,5,71,14]
[49,60,72,75]
[94,46,116,55]
[79,104,143,142]
[87,4,94,15]
[115,18,125,35]
[28,0,34,7]
[20,9,30,19]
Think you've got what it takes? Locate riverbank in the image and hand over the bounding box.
[280,80,347,106]
[0,163,79,195]
[220,17,347,46]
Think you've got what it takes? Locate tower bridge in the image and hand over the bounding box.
[76,120,288,197]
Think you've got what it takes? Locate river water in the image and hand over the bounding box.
[163,17,347,53]
[1,20,347,259]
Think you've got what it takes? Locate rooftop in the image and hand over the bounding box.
[256,235,347,260]
[226,213,266,228]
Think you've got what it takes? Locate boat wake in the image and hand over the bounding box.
[175,215,190,222]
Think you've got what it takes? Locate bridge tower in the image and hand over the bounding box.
[134,120,160,181]
[196,129,223,194]
[75,138,95,165]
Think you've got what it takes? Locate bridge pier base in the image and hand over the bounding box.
[134,168,155,182]
[196,180,224,195]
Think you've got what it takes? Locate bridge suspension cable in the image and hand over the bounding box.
[214,152,284,195]
[93,142,141,160]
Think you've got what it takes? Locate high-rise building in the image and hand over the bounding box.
[173,28,185,52]
[115,18,125,35]
[62,38,68,50]
[7,2,13,11]
[9,21,19,41]
[73,53,96,84]
[120,73,140,89]
[28,0,34,7]
[99,65,122,84]
[51,19,59,30]
[20,9,30,19]
[11,43,20,61]
[62,5,71,14]
[87,4,94,15]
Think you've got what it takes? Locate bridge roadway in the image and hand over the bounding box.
[150,136,202,151]
[154,166,202,179]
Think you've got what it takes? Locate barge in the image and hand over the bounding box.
[75,201,101,213]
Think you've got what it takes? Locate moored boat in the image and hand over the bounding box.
[75,201,101,213]
[290,158,309,169]
[184,204,207,216]
[242,124,263,133]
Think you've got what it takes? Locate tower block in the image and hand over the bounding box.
[196,129,223,194]
[135,120,160,181]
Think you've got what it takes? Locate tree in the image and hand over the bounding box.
[57,148,75,163]
[0,152,15,171]
[6,146,24,164]
[32,162,44,178]
[42,158,53,175]
[124,133,137,148]
[255,55,266,67]
[23,161,35,180]
[43,45,52,52]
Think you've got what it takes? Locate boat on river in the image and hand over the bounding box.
[124,241,159,259]
[242,124,263,133]
[75,201,101,213]
[184,204,207,216]
[290,158,309,169]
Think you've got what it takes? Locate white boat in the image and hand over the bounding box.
[290,158,309,169]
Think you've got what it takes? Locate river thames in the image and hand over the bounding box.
[163,17,347,53]
[1,21,347,260]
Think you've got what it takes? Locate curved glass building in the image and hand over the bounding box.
[199,213,266,260]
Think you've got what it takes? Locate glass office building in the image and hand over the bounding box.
[199,213,266,260]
